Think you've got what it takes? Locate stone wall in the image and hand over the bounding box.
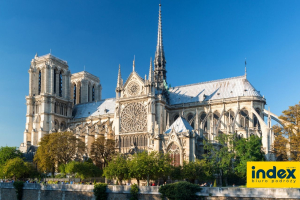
[1,183,300,200]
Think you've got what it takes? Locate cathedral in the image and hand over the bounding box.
[20,5,282,163]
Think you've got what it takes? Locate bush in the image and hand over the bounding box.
[94,183,108,200]
[159,181,201,200]
[130,184,139,200]
[13,181,24,200]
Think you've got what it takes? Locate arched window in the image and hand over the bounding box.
[168,142,180,167]
[174,114,179,122]
[213,111,220,127]
[200,112,208,131]
[53,69,57,93]
[187,113,194,128]
[73,84,76,105]
[38,70,42,95]
[59,72,62,97]
[225,110,235,127]
[240,109,249,128]
[253,108,261,129]
[92,86,95,101]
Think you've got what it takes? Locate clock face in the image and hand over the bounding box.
[120,102,147,133]
[127,81,140,96]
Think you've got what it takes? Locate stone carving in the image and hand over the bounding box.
[127,81,140,96]
[120,102,147,133]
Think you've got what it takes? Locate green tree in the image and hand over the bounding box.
[64,161,102,179]
[103,154,129,185]
[152,152,172,183]
[0,146,22,166]
[234,135,265,180]
[182,159,212,183]
[34,132,86,173]
[90,136,115,169]
[204,134,235,186]
[3,157,29,179]
[128,151,159,186]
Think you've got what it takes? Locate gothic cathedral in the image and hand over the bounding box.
[20,5,282,163]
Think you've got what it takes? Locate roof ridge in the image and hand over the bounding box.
[171,75,246,89]
[74,98,116,106]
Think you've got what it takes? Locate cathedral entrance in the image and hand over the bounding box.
[167,142,180,166]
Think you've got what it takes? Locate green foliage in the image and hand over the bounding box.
[65,161,102,179]
[159,181,201,200]
[128,151,172,185]
[182,159,211,183]
[90,137,115,169]
[170,166,182,180]
[130,184,139,200]
[3,157,32,179]
[103,154,129,185]
[204,134,235,186]
[234,135,265,180]
[34,132,86,173]
[13,181,24,200]
[0,146,22,166]
[94,183,107,200]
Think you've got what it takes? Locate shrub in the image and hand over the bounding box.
[94,183,108,200]
[159,181,201,200]
[13,181,24,200]
[130,184,139,200]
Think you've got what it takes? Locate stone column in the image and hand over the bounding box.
[50,67,54,94]
[76,82,81,104]
[70,82,74,105]
[89,84,93,102]
[28,68,33,96]
[81,80,88,103]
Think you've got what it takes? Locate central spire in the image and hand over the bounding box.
[154,4,167,90]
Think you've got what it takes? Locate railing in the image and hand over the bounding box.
[1,183,300,198]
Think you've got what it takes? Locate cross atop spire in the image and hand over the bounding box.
[154,4,167,90]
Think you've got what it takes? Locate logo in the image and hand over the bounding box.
[247,162,300,188]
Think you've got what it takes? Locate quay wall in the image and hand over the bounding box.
[1,183,300,200]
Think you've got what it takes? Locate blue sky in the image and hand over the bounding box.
[0,0,300,147]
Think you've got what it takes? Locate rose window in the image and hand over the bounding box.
[121,102,147,133]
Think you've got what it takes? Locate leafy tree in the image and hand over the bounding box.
[272,102,300,161]
[64,161,102,179]
[128,151,160,186]
[33,134,54,173]
[152,152,172,183]
[170,166,182,181]
[234,135,265,180]
[3,157,29,179]
[159,181,201,200]
[90,136,115,169]
[0,146,22,166]
[204,134,235,186]
[182,159,212,183]
[34,132,86,173]
[94,183,108,200]
[103,154,129,185]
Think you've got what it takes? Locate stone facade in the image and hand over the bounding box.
[20,4,283,162]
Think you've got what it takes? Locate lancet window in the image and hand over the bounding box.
[240,109,249,128]
[73,84,76,105]
[200,112,208,132]
[253,108,261,129]
[92,86,95,101]
[187,113,194,128]
[38,70,41,95]
[53,69,57,93]
[168,142,180,167]
[59,71,62,97]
